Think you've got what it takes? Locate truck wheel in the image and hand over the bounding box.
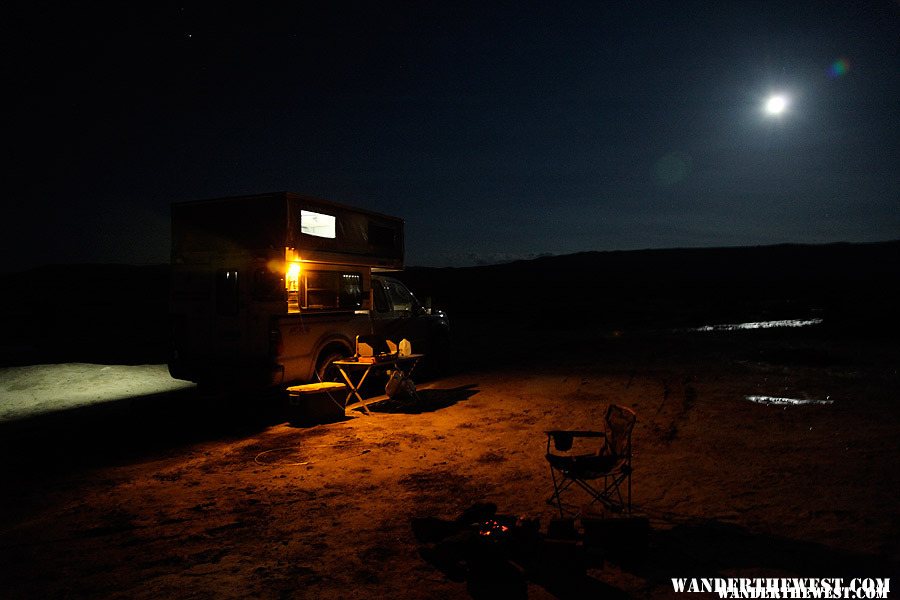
[316,351,347,383]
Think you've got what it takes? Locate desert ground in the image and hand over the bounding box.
[1,322,898,599]
[1,244,898,598]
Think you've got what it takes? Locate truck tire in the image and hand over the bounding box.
[316,350,348,384]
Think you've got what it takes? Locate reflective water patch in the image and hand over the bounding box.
[691,318,823,332]
[745,395,833,406]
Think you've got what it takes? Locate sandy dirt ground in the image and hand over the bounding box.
[0,327,898,599]
[0,364,194,423]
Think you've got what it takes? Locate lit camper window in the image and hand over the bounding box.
[302,271,363,310]
[301,210,336,238]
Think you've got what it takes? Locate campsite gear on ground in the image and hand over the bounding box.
[414,503,602,595]
[285,382,347,425]
[385,368,419,403]
[545,404,636,518]
[413,504,532,595]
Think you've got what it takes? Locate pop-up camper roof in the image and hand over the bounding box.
[172,192,404,269]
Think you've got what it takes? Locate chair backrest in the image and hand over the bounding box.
[604,404,636,457]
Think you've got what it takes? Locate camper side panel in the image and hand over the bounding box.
[286,196,404,269]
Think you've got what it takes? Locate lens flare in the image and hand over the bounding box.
[827,58,850,78]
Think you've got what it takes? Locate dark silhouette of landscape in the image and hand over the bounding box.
[1,241,897,367]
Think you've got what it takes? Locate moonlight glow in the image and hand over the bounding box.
[765,94,788,115]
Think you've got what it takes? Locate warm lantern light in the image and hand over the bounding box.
[284,247,302,293]
[284,247,302,313]
[286,262,301,291]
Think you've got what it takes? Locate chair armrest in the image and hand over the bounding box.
[546,430,605,452]
[545,430,605,438]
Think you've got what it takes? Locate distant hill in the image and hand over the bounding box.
[395,240,900,330]
[0,264,171,366]
[1,241,897,366]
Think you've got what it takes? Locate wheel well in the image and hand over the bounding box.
[317,341,351,361]
[313,341,351,375]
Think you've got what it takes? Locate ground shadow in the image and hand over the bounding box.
[0,386,291,479]
[634,519,899,582]
[365,384,480,414]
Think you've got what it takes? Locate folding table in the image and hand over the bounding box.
[333,354,424,414]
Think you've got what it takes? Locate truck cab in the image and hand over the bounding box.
[372,275,449,362]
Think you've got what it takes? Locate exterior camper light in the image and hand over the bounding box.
[286,262,301,291]
[285,247,302,292]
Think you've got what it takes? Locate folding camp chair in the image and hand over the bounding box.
[545,404,636,518]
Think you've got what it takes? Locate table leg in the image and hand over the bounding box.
[337,365,373,415]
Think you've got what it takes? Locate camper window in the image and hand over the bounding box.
[339,273,363,308]
[301,210,336,239]
[302,270,363,310]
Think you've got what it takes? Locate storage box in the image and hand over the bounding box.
[285,382,347,425]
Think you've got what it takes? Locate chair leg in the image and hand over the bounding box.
[549,469,633,516]
[549,471,589,518]
[548,466,565,519]
[626,472,632,514]
[604,474,623,510]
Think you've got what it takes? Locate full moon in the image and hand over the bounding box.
[765,94,788,115]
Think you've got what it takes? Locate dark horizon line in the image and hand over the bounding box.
[4,238,898,276]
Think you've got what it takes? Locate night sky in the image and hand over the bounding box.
[6,1,898,271]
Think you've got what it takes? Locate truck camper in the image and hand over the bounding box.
[168,192,449,390]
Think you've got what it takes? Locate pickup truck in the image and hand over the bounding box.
[167,192,449,391]
[271,273,450,385]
